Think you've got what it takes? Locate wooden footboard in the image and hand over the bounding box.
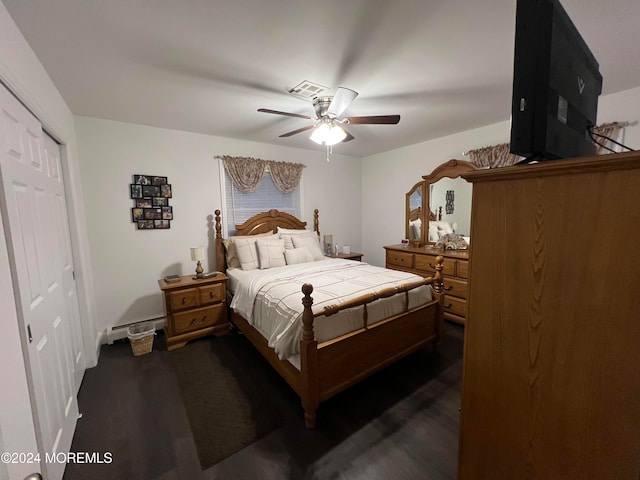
[299,264,444,427]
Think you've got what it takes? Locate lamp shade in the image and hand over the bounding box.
[190,246,205,261]
[310,123,347,146]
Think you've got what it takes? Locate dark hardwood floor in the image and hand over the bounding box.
[63,322,464,480]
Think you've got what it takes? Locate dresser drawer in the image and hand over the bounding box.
[173,304,226,335]
[199,282,225,305]
[457,260,469,279]
[169,288,198,311]
[414,254,456,276]
[443,296,467,317]
[386,250,414,269]
[443,277,468,299]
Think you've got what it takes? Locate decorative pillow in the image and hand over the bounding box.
[256,237,286,269]
[291,233,325,261]
[433,221,454,234]
[435,233,469,250]
[224,232,276,268]
[278,227,312,250]
[284,247,314,265]
[233,237,262,270]
[428,224,439,243]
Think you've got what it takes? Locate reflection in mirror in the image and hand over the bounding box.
[407,183,423,241]
[429,177,472,236]
[422,160,476,245]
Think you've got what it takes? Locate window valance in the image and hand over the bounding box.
[218,155,305,194]
[466,121,628,168]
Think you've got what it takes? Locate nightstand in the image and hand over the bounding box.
[158,273,230,350]
[328,252,363,261]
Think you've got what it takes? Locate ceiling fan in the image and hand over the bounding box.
[258,87,400,147]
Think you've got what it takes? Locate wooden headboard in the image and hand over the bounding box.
[214,209,320,271]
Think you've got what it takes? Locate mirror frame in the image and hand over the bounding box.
[405,180,426,244]
[422,159,477,245]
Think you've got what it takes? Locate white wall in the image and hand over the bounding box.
[74,116,361,337]
[361,86,640,267]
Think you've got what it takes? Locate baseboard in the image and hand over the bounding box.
[106,317,166,344]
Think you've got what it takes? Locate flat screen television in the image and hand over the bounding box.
[509,0,603,161]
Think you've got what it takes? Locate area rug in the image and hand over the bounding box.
[168,332,287,469]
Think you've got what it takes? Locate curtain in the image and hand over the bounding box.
[591,122,625,154]
[219,155,304,193]
[221,156,265,193]
[269,160,304,194]
[467,121,628,168]
[467,143,522,168]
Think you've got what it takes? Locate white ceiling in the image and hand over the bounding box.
[4,0,640,157]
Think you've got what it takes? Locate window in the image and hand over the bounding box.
[220,164,302,236]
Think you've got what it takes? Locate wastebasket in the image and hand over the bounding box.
[127,322,155,356]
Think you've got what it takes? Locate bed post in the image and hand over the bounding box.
[300,283,319,428]
[214,209,226,271]
[432,256,445,344]
[313,208,320,237]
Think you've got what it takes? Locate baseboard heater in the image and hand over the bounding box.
[106,316,166,344]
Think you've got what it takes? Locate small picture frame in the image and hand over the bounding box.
[160,184,172,198]
[133,174,152,185]
[130,184,142,199]
[152,176,168,185]
[136,198,152,208]
[132,208,144,221]
[137,219,155,229]
[152,197,167,207]
[161,206,173,220]
[142,185,161,197]
[143,208,162,220]
[154,219,170,229]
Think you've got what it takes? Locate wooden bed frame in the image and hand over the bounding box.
[214,208,445,428]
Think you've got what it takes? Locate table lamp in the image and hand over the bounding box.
[190,246,205,279]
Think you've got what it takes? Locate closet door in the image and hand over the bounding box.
[0,83,79,480]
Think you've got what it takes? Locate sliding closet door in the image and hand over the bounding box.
[0,83,79,480]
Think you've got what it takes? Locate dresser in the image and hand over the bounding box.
[158,274,230,350]
[384,244,469,324]
[458,152,640,478]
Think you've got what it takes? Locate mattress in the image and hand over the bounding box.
[228,258,433,363]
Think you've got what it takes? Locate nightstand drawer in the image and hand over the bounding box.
[169,288,198,311]
[415,254,456,276]
[173,304,226,335]
[443,277,468,299]
[386,250,414,269]
[199,282,225,305]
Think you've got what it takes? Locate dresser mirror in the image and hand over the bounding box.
[422,159,476,244]
[406,181,425,243]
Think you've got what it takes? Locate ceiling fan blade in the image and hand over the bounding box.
[258,108,313,120]
[279,125,315,138]
[345,114,401,125]
[327,87,359,117]
[342,130,355,142]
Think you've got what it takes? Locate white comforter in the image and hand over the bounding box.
[229,258,432,361]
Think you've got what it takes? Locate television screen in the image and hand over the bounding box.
[510,0,603,161]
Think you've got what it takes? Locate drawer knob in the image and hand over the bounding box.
[190,318,196,324]
[182,297,187,304]
[209,292,214,298]
[443,285,453,291]
[444,303,453,309]
[201,315,207,321]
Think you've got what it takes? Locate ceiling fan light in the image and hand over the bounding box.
[310,123,346,146]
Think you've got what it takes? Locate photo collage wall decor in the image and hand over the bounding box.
[130,174,173,229]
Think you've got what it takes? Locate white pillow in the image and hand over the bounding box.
[278,227,312,249]
[292,233,325,261]
[224,232,276,269]
[256,237,286,269]
[284,247,314,265]
[234,237,262,270]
